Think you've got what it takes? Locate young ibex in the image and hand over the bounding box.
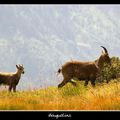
[58,46,111,88]
[0,64,25,92]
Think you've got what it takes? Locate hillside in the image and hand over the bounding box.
[0,80,120,110]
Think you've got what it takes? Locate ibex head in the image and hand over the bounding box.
[95,46,111,69]
[101,46,111,64]
[16,64,25,74]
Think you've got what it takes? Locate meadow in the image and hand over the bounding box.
[0,79,120,110]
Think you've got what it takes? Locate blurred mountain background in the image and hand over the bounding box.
[0,5,119,89]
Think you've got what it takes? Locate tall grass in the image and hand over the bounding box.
[0,80,120,110]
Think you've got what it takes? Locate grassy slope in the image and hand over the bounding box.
[0,80,120,110]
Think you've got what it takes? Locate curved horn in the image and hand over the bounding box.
[101,46,108,54]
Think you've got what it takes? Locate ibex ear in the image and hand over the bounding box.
[16,65,19,69]
[101,50,104,55]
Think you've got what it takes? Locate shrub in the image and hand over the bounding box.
[97,57,120,83]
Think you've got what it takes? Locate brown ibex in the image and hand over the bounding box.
[58,46,111,88]
[0,64,25,92]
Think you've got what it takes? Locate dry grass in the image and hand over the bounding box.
[0,80,120,110]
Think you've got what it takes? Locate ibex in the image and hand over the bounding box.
[0,64,24,92]
[58,46,111,88]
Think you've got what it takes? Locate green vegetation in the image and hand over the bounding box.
[97,57,120,83]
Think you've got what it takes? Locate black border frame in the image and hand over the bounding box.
[0,1,119,118]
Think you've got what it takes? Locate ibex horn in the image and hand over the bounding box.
[101,46,108,54]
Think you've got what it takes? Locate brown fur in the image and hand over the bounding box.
[58,46,111,88]
[0,64,24,92]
